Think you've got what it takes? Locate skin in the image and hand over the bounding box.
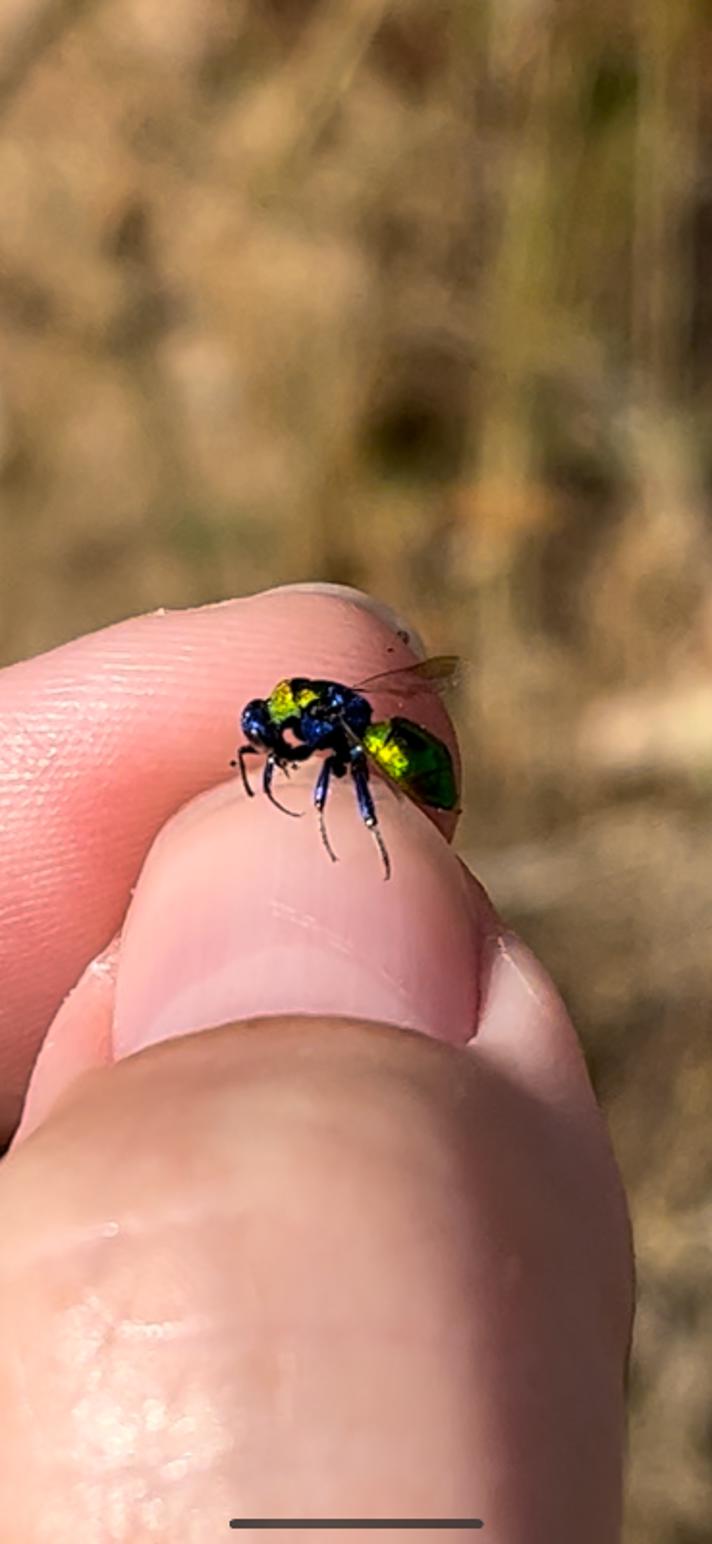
[0,586,633,1543]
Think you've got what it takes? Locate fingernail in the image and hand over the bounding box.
[259,584,427,659]
[474,930,608,1119]
[113,771,484,1058]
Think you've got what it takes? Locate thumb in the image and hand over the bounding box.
[113,758,487,1058]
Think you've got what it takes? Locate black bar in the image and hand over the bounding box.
[229,1523,483,1531]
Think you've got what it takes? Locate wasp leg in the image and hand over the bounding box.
[232,744,258,797]
[263,752,304,816]
[348,747,391,881]
[313,753,346,863]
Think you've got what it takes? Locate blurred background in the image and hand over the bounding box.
[0,0,710,1537]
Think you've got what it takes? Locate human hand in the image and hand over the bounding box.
[0,586,633,1542]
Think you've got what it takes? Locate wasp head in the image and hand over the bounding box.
[240,698,272,748]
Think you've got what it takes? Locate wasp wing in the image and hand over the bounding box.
[354,654,460,698]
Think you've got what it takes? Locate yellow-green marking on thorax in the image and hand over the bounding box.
[267,679,319,724]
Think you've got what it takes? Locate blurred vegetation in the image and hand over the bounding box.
[1,1,711,1538]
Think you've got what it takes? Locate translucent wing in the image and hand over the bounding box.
[344,656,461,812]
[354,654,460,698]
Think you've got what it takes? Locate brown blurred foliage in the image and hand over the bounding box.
[1,1,711,1538]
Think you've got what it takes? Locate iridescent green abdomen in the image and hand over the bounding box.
[362,716,457,811]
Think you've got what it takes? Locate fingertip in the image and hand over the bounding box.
[113,768,483,1059]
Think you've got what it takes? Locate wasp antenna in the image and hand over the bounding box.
[235,745,257,798]
[264,753,302,816]
[265,787,302,817]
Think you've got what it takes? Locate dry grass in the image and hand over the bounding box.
[1,2,711,1537]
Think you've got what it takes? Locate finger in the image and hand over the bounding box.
[0,587,457,1135]
[0,1017,631,1542]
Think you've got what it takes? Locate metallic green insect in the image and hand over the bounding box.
[234,656,458,880]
